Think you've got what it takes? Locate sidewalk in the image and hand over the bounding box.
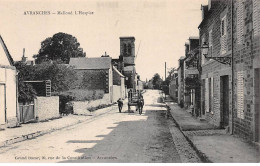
[165,97,260,163]
[0,101,123,148]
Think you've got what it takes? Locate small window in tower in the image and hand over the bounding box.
[123,44,127,54]
[128,44,132,56]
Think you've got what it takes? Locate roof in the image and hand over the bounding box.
[0,35,14,66]
[113,66,125,78]
[189,36,199,40]
[124,66,134,71]
[69,57,111,70]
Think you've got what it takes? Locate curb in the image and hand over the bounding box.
[0,104,116,149]
[165,103,213,163]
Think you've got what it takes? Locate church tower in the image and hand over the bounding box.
[119,37,136,89]
[119,37,135,66]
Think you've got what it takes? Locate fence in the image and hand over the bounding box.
[19,104,35,123]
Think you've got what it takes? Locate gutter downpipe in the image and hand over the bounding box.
[231,0,234,134]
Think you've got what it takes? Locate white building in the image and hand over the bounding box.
[0,35,19,129]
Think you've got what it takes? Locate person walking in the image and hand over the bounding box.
[117,98,123,113]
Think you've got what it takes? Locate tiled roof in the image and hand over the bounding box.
[0,35,14,66]
[69,57,111,70]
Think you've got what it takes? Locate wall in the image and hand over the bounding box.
[232,0,260,141]
[74,69,108,92]
[199,0,232,128]
[35,96,60,121]
[72,94,110,115]
[0,66,18,128]
[112,85,121,103]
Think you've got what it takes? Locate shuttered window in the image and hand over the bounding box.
[205,78,209,112]
[237,71,244,119]
[221,15,227,55]
[253,0,260,36]
[211,77,214,113]
[201,37,205,65]
[237,0,244,44]
[209,29,213,57]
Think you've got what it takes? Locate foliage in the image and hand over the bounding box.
[184,76,201,94]
[33,32,86,64]
[152,73,163,89]
[33,62,78,92]
[14,62,37,103]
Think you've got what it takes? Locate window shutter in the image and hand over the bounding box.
[221,16,227,54]
[237,0,244,44]
[211,77,214,113]
[253,0,260,36]
[237,71,244,119]
[205,78,209,112]
[209,30,213,56]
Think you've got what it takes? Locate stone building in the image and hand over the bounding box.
[112,37,137,89]
[199,0,233,130]
[184,37,200,109]
[177,56,186,106]
[232,0,260,142]
[198,0,260,142]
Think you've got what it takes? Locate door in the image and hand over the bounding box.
[220,75,229,128]
[255,68,260,142]
[0,84,6,125]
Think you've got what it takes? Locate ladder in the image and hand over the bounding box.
[45,80,51,97]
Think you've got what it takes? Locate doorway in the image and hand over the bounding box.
[220,75,229,128]
[254,68,260,142]
[0,84,6,125]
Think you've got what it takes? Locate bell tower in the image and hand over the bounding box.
[119,37,135,66]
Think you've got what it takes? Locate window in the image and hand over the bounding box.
[201,37,205,65]
[209,29,213,56]
[253,0,260,36]
[237,71,244,119]
[237,0,244,44]
[205,78,209,112]
[221,15,227,54]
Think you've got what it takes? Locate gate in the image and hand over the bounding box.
[19,103,35,123]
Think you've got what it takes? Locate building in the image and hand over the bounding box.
[0,35,19,129]
[232,0,260,142]
[113,37,137,89]
[183,37,200,109]
[69,56,126,103]
[169,72,178,101]
[69,57,113,103]
[177,56,186,106]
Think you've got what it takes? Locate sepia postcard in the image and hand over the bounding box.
[0,0,259,163]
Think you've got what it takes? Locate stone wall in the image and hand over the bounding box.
[112,85,121,103]
[35,96,60,121]
[232,0,260,141]
[72,94,110,115]
[199,0,232,128]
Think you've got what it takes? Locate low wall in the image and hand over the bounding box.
[113,85,121,103]
[35,96,60,121]
[72,93,110,115]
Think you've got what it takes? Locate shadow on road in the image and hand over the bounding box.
[59,108,181,163]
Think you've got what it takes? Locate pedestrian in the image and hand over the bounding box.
[117,98,123,113]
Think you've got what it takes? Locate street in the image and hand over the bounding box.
[0,90,182,163]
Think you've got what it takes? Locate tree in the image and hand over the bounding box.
[152,73,163,89]
[33,62,78,92]
[33,32,86,64]
[14,62,37,103]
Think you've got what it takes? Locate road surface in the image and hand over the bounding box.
[0,90,181,163]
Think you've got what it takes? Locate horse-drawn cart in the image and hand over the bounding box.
[128,90,144,114]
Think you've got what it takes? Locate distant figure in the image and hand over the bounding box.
[117,98,123,113]
[137,96,144,114]
[128,89,132,101]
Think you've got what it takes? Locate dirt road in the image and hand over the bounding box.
[0,90,181,163]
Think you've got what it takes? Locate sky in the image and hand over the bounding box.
[0,0,207,81]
